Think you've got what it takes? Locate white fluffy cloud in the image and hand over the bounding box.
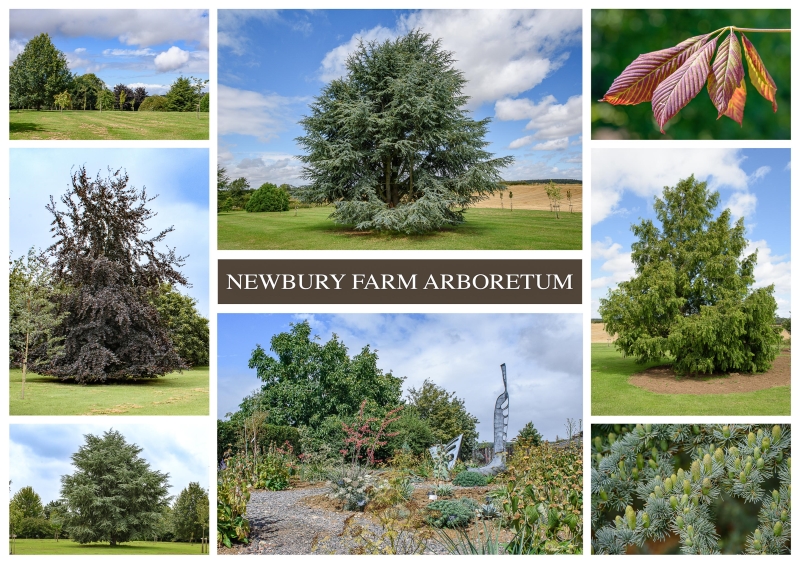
[220,152,305,188]
[104,48,154,57]
[218,10,280,55]
[319,10,581,109]
[592,148,750,225]
[9,38,25,64]
[497,95,582,142]
[746,240,791,295]
[591,238,635,289]
[10,9,209,49]
[725,191,758,220]
[154,46,190,72]
[127,82,169,95]
[218,85,302,142]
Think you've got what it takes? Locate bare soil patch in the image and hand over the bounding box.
[473,183,582,211]
[592,323,616,343]
[629,349,790,395]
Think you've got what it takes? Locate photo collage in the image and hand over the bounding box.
[1,5,793,558]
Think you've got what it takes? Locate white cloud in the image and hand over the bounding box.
[127,82,169,95]
[592,148,750,225]
[532,137,569,151]
[10,9,209,49]
[749,165,771,181]
[591,238,635,289]
[746,240,791,295]
[220,153,305,187]
[500,160,580,181]
[218,85,301,142]
[496,95,582,140]
[785,161,791,171]
[9,38,25,64]
[66,55,91,70]
[725,191,758,219]
[74,47,86,53]
[318,10,581,108]
[154,46,190,72]
[319,26,395,82]
[218,10,280,55]
[103,48,154,57]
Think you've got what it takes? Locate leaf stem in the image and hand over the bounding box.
[732,27,791,33]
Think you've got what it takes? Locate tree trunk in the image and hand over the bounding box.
[22,324,29,400]
[384,157,392,205]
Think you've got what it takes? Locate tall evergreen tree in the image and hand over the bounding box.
[165,76,199,111]
[297,30,513,234]
[599,175,781,375]
[406,379,479,458]
[43,166,188,382]
[153,284,209,366]
[60,429,171,546]
[9,33,73,110]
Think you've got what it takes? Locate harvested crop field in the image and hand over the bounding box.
[474,183,582,211]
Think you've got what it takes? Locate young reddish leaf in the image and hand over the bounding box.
[708,29,744,113]
[601,34,709,105]
[741,33,778,112]
[652,38,718,133]
[717,77,747,126]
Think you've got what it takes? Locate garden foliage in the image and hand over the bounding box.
[591,424,791,554]
[245,182,290,212]
[453,471,488,487]
[9,33,72,110]
[599,175,781,375]
[425,499,476,528]
[153,284,209,367]
[297,30,513,234]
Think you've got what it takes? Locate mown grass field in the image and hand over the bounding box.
[10,539,207,555]
[591,344,790,416]
[218,207,582,250]
[9,367,209,416]
[9,110,208,140]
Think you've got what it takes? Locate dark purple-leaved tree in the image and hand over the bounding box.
[44,166,188,382]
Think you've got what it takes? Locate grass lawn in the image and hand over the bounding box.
[9,110,208,140]
[591,344,790,416]
[218,207,582,250]
[10,539,207,555]
[9,367,209,416]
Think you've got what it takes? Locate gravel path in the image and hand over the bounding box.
[233,486,448,555]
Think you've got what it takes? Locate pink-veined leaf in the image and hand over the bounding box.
[652,38,718,133]
[708,29,744,113]
[717,77,747,126]
[601,34,709,105]
[741,33,778,112]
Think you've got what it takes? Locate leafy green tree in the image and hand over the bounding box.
[297,30,513,234]
[166,76,199,112]
[132,87,148,111]
[60,429,171,546]
[43,166,187,382]
[243,320,404,428]
[53,90,71,112]
[44,501,66,541]
[10,486,44,519]
[96,89,115,112]
[516,422,543,446]
[544,181,562,218]
[153,284,209,366]
[171,482,208,543]
[406,379,479,458]
[9,248,68,399]
[9,33,73,110]
[599,175,781,375]
[385,407,436,456]
[72,73,106,111]
[138,95,167,111]
[196,498,209,552]
[245,182,290,212]
[781,317,790,334]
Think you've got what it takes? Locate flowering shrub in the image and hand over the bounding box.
[341,401,402,466]
[327,464,376,511]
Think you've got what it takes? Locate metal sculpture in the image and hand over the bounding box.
[474,363,509,476]
[429,433,463,471]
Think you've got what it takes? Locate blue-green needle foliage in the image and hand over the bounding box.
[591,424,791,555]
[297,30,513,234]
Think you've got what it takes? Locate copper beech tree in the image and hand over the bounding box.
[44,166,188,382]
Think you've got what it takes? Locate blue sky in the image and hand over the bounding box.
[10,423,210,506]
[592,148,791,317]
[218,314,583,443]
[10,9,209,95]
[218,9,582,187]
[9,149,210,317]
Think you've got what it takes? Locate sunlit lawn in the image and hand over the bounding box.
[10,539,207,555]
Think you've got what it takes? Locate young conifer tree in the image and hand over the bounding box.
[599,175,780,375]
[44,166,187,382]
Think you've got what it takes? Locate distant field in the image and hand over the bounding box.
[474,183,583,212]
[9,367,209,416]
[9,110,209,140]
[218,206,581,250]
[10,539,206,555]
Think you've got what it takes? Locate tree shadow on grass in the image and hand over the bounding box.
[21,369,203,388]
[9,121,44,134]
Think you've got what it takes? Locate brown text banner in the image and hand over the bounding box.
[218,259,581,304]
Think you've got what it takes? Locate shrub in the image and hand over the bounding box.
[425,499,475,528]
[327,465,376,511]
[435,484,454,498]
[217,456,250,547]
[372,472,415,509]
[453,471,488,487]
[591,424,791,555]
[245,182,290,212]
[255,445,293,491]
[138,95,167,111]
[199,93,210,112]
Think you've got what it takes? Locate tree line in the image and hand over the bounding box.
[10,33,209,112]
[9,430,209,546]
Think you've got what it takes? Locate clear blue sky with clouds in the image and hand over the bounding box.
[10,9,209,95]
[9,148,210,317]
[10,423,210,506]
[592,148,791,318]
[218,9,582,188]
[218,314,583,443]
